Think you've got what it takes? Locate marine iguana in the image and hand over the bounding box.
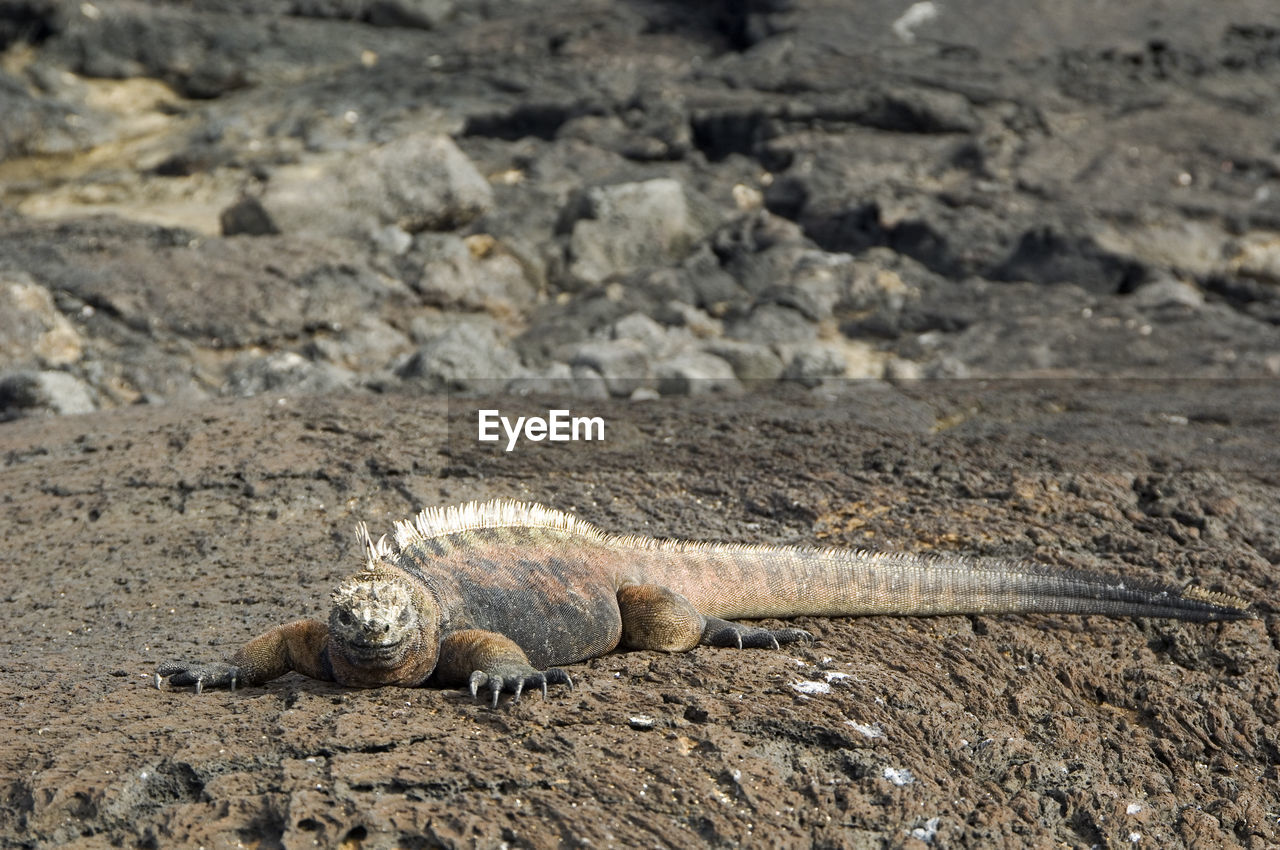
[155,499,1253,706]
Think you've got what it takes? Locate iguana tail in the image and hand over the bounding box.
[629,543,1254,622]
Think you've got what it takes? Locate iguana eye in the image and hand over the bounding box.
[398,608,412,624]
[337,610,353,626]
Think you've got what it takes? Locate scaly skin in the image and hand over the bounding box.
[156,499,1254,706]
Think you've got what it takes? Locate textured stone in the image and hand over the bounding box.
[780,344,849,387]
[759,250,856,321]
[702,340,785,382]
[0,274,83,369]
[568,340,650,398]
[564,179,704,286]
[366,0,456,28]
[654,351,739,396]
[609,312,670,349]
[1223,233,1280,285]
[0,370,95,419]
[226,351,356,397]
[306,317,412,374]
[408,234,536,313]
[254,134,492,240]
[1129,277,1204,310]
[654,301,724,338]
[725,304,817,345]
[396,320,525,392]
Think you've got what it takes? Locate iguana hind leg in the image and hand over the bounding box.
[434,629,572,708]
[618,584,813,652]
[618,584,705,651]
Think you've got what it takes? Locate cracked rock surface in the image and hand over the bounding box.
[2,384,1279,847]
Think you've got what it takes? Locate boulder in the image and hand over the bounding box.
[0,370,95,420]
[0,274,83,369]
[655,351,739,396]
[563,179,705,286]
[244,134,493,240]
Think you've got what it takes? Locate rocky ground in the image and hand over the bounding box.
[2,0,1280,416]
[3,384,1280,848]
[1,0,1279,847]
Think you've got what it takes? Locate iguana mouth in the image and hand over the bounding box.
[344,636,406,663]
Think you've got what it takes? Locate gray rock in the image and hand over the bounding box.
[226,352,356,397]
[558,90,693,162]
[253,134,493,240]
[781,344,848,388]
[710,212,815,298]
[859,86,979,134]
[760,250,856,321]
[396,321,525,392]
[1129,277,1204,310]
[406,312,508,345]
[306,317,412,374]
[44,1,440,99]
[409,234,537,313]
[702,340,785,382]
[924,356,973,380]
[566,365,613,400]
[653,301,723,338]
[1222,233,1280,285]
[677,245,747,307]
[564,179,704,286]
[505,362,608,399]
[366,0,455,28]
[655,352,739,396]
[0,218,413,351]
[0,370,96,420]
[725,304,817,345]
[0,274,83,369]
[0,69,97,159]
[609,312,670,349]
[883,357,925,383]
[219,196,280,237]
[836,253,918,315]
[568,340,650,397]
[371,225,414,256]
[990,226,1143,293]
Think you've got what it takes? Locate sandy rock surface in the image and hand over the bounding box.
[1,1,1279,847]
[3,384,1279,848]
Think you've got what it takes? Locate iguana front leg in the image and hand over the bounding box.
[618,584,812,652]
[156,618,332,692]
[433,629,573,708]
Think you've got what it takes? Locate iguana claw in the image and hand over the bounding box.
[468,666,573,708]
[155,661,242,693]
[702,620,813,650]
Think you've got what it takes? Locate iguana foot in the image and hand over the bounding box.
[467,664,573,708]
[701,618,813,650]
[155,661,242,693]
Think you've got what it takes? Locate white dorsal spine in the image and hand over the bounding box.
[374,499,879,560]
[394,499,607,549]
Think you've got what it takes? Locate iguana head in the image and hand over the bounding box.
[329,575,420,669]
